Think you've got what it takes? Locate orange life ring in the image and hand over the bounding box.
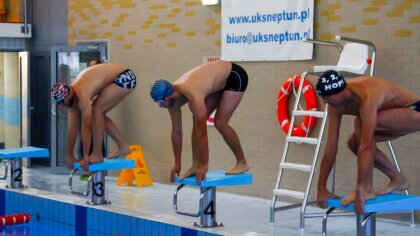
[276,75,317,137]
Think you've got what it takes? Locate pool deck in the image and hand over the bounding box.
[3,166,420,236]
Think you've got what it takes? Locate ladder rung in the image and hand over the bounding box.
[286,137,319,145]
[280,163,311,172]
[293,110,325,118]
[273,189,305,199]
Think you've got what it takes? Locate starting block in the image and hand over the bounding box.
[173,170,252,227]
[69,157,135,205]
[0,147,49,188]
[323,193,420,236]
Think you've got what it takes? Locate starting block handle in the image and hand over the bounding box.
[0,160,11,180]
[358,213,376,236]
[322,207,336,236]
[69,169,92,196]
[173,184,200,217]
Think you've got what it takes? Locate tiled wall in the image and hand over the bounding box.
[67,0,420,203]
[0,189,220,236]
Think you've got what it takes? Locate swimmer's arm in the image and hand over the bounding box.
[67,106,80,159]
[357,102,377,186]
[318,107,342,192]
[188,99,208,165]
[79,97,93,159]
[353,102,377,213]
[169,107,183,166]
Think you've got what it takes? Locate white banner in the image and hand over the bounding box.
[221,0,314,61]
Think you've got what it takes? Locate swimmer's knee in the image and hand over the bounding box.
[353,117,362,129]
[92,104,107,116]
[214,119,228,132]
[353,117,362,134]
[347,133,358,153]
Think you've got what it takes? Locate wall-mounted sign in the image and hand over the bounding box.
[222,0,314,61]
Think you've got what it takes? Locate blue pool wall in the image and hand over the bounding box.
[0,189,221,236]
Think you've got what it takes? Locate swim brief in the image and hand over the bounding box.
[114,69,137,89]
[409,100,420,112]
[223,63,248,92]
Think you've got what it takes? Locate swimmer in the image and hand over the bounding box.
[51,63,136,170]
[315,70,419,214]
[150,60,250,184]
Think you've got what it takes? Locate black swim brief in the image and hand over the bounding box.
[409,100,420,112]
[223,63,248,92]
[114,69,137,89]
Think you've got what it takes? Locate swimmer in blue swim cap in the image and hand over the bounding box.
[150,79,174,106]
[150,60,250,184]
[316,72,420,215]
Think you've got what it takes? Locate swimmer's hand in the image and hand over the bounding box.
[170,163,181,182]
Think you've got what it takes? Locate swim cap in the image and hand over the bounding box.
[51,82,70,103]
[150,79,174,103]
[316,70,346,97]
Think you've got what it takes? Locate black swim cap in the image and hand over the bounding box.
[316,70,346,97]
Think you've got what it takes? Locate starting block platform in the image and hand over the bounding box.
[0,147,49,188]
[69,158,135,205]
[173,170,252,228]
[72,158,135,172]
[323,193,420,236]
[174,170,252,187]
[0,147,49,158]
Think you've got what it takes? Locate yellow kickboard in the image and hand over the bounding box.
[117,145,153,187]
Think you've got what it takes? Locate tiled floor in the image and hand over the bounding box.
[6,166,420,236]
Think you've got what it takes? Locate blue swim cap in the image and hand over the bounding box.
[316,70,346,97]
[150,79,174,103]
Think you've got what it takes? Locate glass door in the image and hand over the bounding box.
[50,43,107,173]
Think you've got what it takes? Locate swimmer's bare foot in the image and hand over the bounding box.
[178,165,198,181]
[376,176,409,195]
[226,162,249,175]
[106,145,131,159]
[340,190,375,207]
[88,153,104,164]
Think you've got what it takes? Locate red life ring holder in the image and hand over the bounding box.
[276,75,317,137]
